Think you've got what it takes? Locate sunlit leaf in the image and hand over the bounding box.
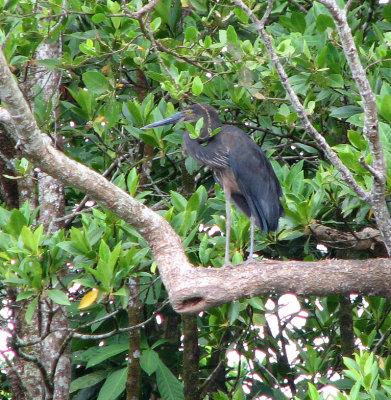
[78,288,99,309]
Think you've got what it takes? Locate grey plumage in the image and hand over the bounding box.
[142,103,283,264]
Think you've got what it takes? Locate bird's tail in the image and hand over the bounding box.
[248,196,281,234]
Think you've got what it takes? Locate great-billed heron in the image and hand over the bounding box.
[142,103,283,265]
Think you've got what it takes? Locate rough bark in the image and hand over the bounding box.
[182,315,200,400]
[126,278,142,400]
[37,171,66,232]
[0,126,18,208]
[5,32,70,400]
[169,258,391,313]
[339,295,355,357]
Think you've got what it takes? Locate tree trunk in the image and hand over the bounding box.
[182,315,200,400]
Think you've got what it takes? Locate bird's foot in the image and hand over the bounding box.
[242,255,257,266]
[221,260,234,269]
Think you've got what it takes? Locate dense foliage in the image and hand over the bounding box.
[1,0,391,399]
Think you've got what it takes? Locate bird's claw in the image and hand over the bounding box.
[243,255,259,265]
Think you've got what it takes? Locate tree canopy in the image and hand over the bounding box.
[0,0,391,399]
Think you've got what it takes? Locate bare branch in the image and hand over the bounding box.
[232,0,391,255]
[310,222,385,253]
[315,0,391,254]
[122,0,163,19]
[231,0,370,204]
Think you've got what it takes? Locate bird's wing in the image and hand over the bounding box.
[227,129,282,233]
[183,133,230,169]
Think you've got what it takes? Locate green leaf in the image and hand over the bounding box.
[150,17,162,31]
[16,290,37,301]
[0,207,10,228]
[70,227,91,255]
[98,240,111,262]
[343,357,361,380]
[126,168,139,196]
[187,185,207,215]
[97,367,127,400]
[247,297,265,311]
[316,14,335,32]
[291,12,306,34]
[20,226,36,252]
[56,241,86,257]
[156,359,184,400]
[192,76,204,96]
[204,35,212,48]
[307,382,320,400]
[348,130,367,151]
[170,191,187,212]
[6,209,28,236]
[140,349,159,375]
[380,95,391,123]
[92,13,106,24]
[45,289,71,306]
[185,156,199,175]
[25,296,39,324]
[195,117,204,134]
[70,370,107,393]
[36,59,62,71]
[330,106,363,119]
[227,25,238,43]
[86,344,129,368]
[383,4,391,22]
[79,40,99,56]
[219,30,227,44]
[185,26,197,41]
[82,71,110,95]
[327,74,344,88]
[228,301,240,325]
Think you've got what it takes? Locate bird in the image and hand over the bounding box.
[141,103,283,266]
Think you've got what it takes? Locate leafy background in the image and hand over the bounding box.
[1,0,391,399]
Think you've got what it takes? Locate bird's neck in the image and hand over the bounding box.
[199,113,222,141]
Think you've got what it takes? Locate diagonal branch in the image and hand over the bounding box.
[232,0,391,255]
[232,0,369,204]
[315,0,391,254]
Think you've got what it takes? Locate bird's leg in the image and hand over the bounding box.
[247,216,255,262]
[224,198,232,267]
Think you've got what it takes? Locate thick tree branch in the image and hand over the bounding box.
[170,258,391,313]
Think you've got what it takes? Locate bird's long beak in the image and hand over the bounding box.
[141,111,184,129]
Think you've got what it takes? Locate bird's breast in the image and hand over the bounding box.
[214,168,241,195]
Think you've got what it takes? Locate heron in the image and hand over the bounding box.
[141,104,283,265]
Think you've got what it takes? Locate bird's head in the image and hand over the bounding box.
[141,104,220,130]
